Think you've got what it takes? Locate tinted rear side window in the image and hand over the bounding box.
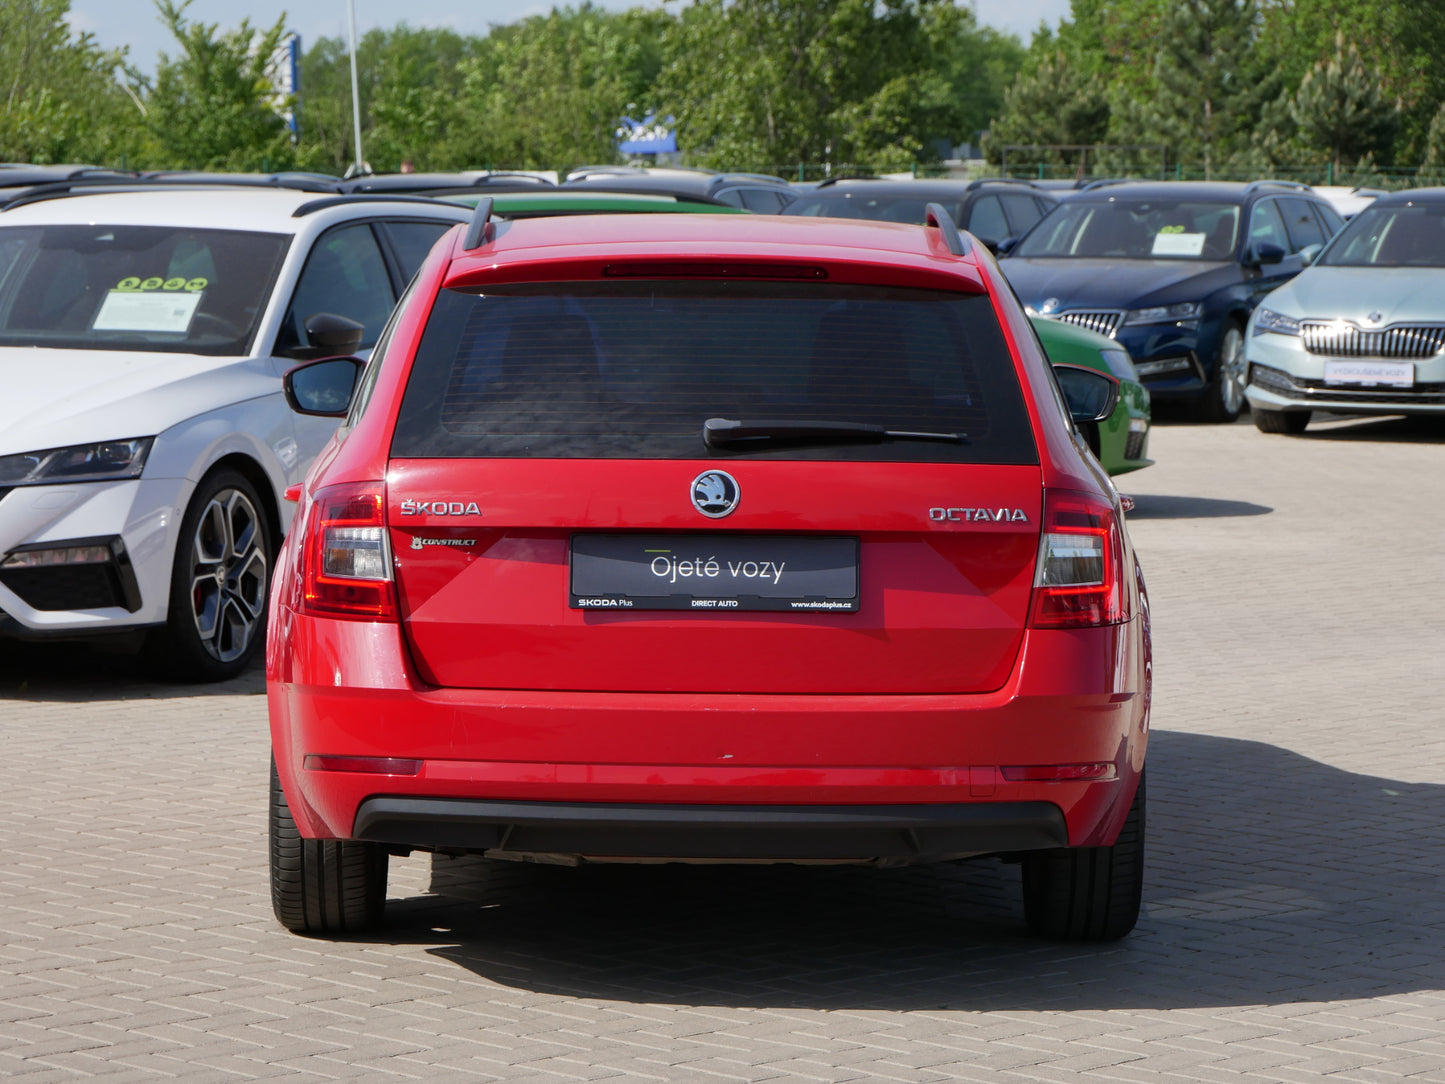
[393,281,1036,464]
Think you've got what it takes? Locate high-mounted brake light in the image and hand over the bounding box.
[300,482,397,620]
[1028,490,1128,629]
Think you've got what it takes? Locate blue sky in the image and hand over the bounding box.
[70,1,1072,72]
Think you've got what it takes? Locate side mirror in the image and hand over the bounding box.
[994,235,1019,256]
[305,312,365,357]
[1250,241,1286,267]
[1052,363,1120,423]
[283,355,364,417]
[1299,242,1323,266]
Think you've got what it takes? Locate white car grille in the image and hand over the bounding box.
[1301,322,1445,359]
[1055,311,1124,338]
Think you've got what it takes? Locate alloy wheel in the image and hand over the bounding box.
[1218,325,1247,417]
[188,488,268,663]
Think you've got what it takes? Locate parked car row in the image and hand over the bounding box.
[0,169,1150,945]
[780,173,1445,435]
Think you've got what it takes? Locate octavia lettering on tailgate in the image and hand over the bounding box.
[928,507,1030,523]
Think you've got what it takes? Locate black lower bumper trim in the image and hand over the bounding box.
[352,797,1069,860]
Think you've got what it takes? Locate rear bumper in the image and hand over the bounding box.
[353,797,1068,860]
[268,610,1149,857]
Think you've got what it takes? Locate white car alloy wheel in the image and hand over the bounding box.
[148,469,273,681]
[189,486,268,664]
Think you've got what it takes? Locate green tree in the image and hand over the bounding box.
[450,5,668,174]
[0,0,142,164]
[1422,101,1445,177]
[293,36,355,172]
[1290,33,1398,173]
[298,26,478,173]
[1256,0,1445,159]
[908,3,1024,156]
[986,51,1110,175]
[654,0,1008,175]
[1050,0,1167,93]
[144,0,293,170]
[1140,0,1264,179]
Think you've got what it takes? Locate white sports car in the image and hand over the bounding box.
[0,182,469,679]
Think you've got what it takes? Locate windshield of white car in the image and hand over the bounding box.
[1013,200,1239,261]
[0,225,288,355]
[1318,203,1445,268]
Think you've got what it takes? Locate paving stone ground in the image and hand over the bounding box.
[2,413,1444,1082]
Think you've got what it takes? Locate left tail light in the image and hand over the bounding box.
[299,481,397,620]
[1028,489,1129,629]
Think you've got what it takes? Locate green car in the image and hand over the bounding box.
[1032,317,1152,475]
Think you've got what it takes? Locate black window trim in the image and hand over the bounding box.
[374,217,461,295]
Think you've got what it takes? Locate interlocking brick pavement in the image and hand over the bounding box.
[2,413,1444,1081]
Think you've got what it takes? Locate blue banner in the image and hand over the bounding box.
[616,113,677,155]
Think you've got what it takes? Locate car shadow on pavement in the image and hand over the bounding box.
[365,728,1444,1012]
[0,641,264,700]
[1123,494,1272,519]
[1301,414,1445,443]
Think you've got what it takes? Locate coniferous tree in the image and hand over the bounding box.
[1290,33,1398,174]
[1146,0,1262,179]
[1421,102,1445,177]
[986,52,1110,175]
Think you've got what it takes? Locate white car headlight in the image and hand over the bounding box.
[1252,308,1301,337]
[1123,302,1201,326]
[0,438,154,486]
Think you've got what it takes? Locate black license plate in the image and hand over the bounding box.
[570,534,859,612]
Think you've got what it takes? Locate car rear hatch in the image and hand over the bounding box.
[386,277,1041,695]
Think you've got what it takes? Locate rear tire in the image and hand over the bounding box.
[1254,408,1311,434]
[1022,771,1144,941]
[269,758,387,934]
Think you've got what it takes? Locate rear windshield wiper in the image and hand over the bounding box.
[703,417,966,449]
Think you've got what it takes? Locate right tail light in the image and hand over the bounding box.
[1028,489,1129,629]
[299,482,397,621]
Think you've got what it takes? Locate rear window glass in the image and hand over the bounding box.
[392,280,1037,464]
[0,224,287,355]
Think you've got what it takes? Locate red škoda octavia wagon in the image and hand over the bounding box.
[268,203,1151,941]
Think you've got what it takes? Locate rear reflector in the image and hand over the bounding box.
[300,482,397,620]
[304,755,421,775]
[1000,763,1117,782]
[1028,489,1128,629]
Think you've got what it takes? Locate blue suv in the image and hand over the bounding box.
[1000,181,1344,421]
